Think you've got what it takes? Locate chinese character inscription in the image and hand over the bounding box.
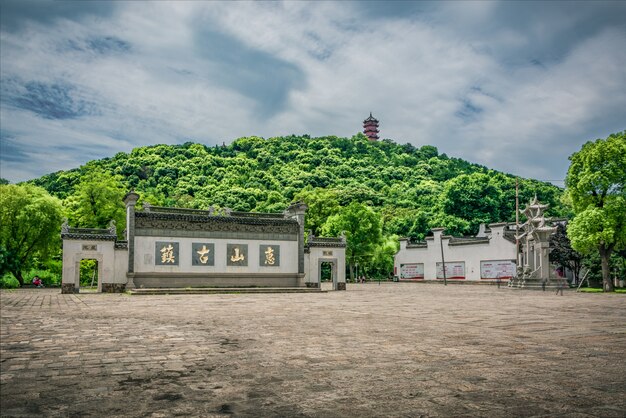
[227,244,248,266]
[259,245,280,267]
[192,243,215,266]
[155,242,179,266]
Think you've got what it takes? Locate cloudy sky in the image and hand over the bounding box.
[1,1,625,184]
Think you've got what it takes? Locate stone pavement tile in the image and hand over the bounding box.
[1,285,625,417]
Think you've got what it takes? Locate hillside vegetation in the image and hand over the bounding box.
[32,133,565,239]
[0,133,568,283]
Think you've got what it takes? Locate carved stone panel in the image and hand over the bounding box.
[192,243,215,266]
[227,244,248,267]
[260,245,280,267]
[155,242,179,266]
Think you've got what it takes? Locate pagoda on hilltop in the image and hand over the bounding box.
[363,112,379,141]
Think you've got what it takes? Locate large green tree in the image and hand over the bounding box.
[292,187,340,236]
[0,184,64,286]
[321,202,382,281]
[440,173,503,234]
[64,169,127,237]
[549,223,584,284]
[565,132,626,291]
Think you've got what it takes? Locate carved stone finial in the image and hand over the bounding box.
[108,219,117,235]
[208,206,215,216]
[143,202,152,212]
[61,218,69,233]
[224,207,232,216]
[123,190,140,207]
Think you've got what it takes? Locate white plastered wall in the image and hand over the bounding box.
[133,236,298,274]
[62,240,124,288]
[394,226,516,281]
[305,247,346,286]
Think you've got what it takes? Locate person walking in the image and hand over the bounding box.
[555,276,565,296]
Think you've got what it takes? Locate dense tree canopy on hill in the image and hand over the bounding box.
[31,133,565,242]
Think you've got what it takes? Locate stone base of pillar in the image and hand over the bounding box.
[61,284,78,294]
[102,283,126,293]
[337,282,346,291]
[305,282,319,288]
[126,274,136,290]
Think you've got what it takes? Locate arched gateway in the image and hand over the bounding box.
[61,192,346,293]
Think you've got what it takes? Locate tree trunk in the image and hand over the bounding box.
[12,270,24,287]
[349,262,354,283]
[599,243,614,292]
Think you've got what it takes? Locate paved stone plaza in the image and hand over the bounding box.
[1,284,624,417]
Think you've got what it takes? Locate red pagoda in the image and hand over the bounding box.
[363,112,379,141]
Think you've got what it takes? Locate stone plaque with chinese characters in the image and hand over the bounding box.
[82,244,97,251]
[323,250,333,256]
[155,242,179,266]
[227,244,248,266]
[259,245,280,267]
[192,243,215,266]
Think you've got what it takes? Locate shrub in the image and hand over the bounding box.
[25,268,61,287]
[0,273,20,288]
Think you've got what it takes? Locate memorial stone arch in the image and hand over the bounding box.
[61,220,129,293]
[61,192,347,292]
[304,235,347,290]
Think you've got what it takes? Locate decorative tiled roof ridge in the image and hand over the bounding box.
[61,232,117,241]
[406,242,427,248]
[503,231,517,244]
[305,242,346,248]
[135,211,298,226]
[448,236,490,246]
[306,236,346,248]
[115,241,128,249]
[61,219,118,241]
[142,204,288,220]
[309,237,343,243]
[230,211,286,219]
[64,227,113,235]
[144,205,214,215]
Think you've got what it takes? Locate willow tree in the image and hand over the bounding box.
[0,184,64,286]
[565,132,626,291]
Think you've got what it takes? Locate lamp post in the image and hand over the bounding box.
[440,233,447,286]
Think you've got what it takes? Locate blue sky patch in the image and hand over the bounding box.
[0,132,30,163]
[2,79,97,120]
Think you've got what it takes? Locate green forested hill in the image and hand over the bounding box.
[31,133,565,240]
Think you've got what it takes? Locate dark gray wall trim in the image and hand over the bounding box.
[135,212,298,234]
[135,228,297,241]
[133,272,304,288]
[133,272,303,279]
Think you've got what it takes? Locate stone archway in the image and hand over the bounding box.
[318,258,339,290]
[61,221,123,293]
[73,253,104,293]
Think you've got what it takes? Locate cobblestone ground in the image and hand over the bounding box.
[1,284,625,417]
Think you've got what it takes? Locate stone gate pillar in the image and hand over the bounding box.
[285,201,308,275]
[124,191,139,288]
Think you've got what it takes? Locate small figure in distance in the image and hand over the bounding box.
[555,266,565,296]
[32,276,44,288]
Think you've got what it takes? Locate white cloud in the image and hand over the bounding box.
[1,1,624,184]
